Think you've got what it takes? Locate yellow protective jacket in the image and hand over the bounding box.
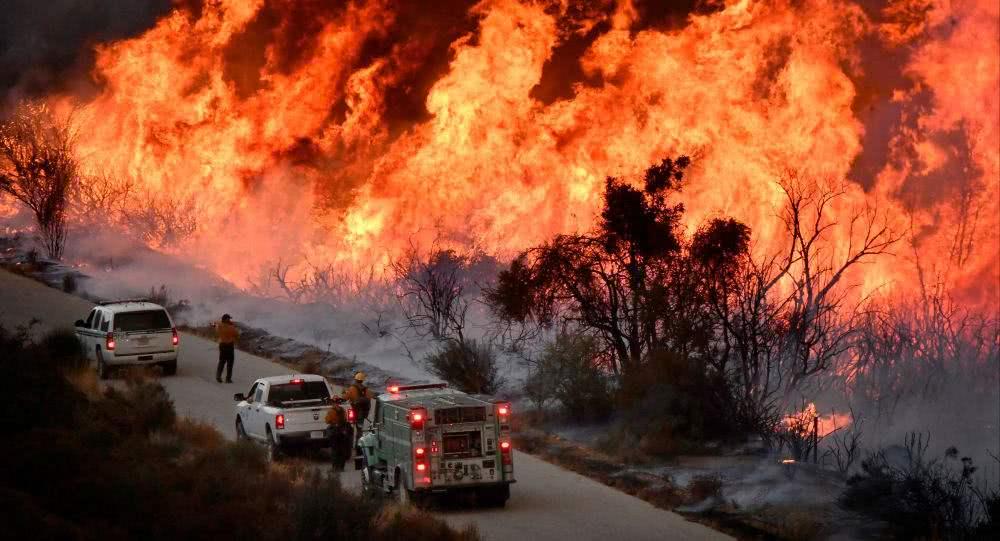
[342,382,374,403]
[325,405,346,426]
[217,321,239,344]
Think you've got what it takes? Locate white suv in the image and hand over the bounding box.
[75,300,180,379]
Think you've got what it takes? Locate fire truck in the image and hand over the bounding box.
[355,383,514,506]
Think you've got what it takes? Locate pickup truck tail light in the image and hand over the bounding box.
[171,327,179,347]
[105,332,116,351]
[275,414,285,430]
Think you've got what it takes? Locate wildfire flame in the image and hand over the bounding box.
[783,402,852,438]
[37,0,997,298]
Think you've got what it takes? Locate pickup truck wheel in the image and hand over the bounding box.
[235,418,247,441]
[161,359,177,376]
[96,348,110,380]
[265,428,281,463]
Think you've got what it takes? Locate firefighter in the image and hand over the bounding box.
[343,371,374,441]
[326,405,352,472]
[215,313,239,383]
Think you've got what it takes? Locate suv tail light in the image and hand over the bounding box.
[275,414,285,430]
[171,327,179,347]
[500,440,512,465]
[105,332,116,351]
[409,408,426,431]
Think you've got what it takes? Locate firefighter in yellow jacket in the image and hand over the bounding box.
[343,371,374,441]
[325,405,352,471]
[215,314,240,383]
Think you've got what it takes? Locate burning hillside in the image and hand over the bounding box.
[2,0,997,303]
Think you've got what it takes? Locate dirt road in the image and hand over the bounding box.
[0,269,729,541]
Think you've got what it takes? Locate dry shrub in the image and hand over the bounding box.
[64,366,101,399]
[372,504,480,541]
[424,339,504,395]
[174,418,225,450]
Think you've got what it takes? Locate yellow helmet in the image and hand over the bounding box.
[354,371,367,382]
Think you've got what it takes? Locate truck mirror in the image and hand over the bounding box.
[233,393,245,402]
[74,319,86,327]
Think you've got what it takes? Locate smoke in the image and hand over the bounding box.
[0,0,172,99]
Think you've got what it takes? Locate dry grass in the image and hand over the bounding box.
[373,504,480,540]
[174,418,225,450]
[64,366,101,399]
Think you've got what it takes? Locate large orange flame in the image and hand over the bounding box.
[44,0,997,302]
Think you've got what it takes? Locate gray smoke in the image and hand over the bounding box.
[0,0,172,98]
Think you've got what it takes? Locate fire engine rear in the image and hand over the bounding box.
[356,383,514,506]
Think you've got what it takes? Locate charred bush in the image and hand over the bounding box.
[840,433,996,539]
[61,272,77,293]
[148,284,190,317]
[686,473,723,503]
[424,339,504,395]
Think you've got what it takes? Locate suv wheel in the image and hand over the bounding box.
[96,347,110,380]
[235,418,247,441]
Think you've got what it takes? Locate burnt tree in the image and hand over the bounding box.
[0,101,78,260]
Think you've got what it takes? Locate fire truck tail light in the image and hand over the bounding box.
[105,332,116,351]
[171,327,179,346]
[275,414,285,430]
[500,441,511,450]
[416,463,426,472]
[498,406,509,416]
[409,408,426,430]
[415,447,425,456]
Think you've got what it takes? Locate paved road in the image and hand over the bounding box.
[0,269,729,541]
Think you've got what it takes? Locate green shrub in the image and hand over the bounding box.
[533,331,613,422]
[617,349,736,455]
[424,339,504,395]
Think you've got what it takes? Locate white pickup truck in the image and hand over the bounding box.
[233,374,350,461]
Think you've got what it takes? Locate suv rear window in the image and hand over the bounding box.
[113,310,171,332]
[269,382,330,405]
